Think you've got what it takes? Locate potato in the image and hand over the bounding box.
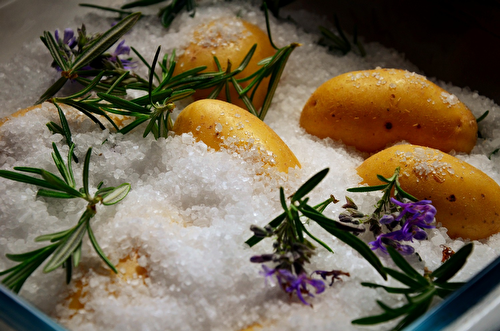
[300,68,478,153]
[172,99,300,173]
[356,144,500,240]
[66,252,148,312]
[173,18,275,110]
[0,103,129,129]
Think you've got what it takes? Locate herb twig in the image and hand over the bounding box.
[342,167,437,256]
[0,143,131,293]
[352,243,472,330]
[246,169,386,305]
[36,12,142,104]
[318,14,366,57]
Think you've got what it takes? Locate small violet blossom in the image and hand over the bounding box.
[260,265,325,305]
[52,27,136,72]
[370,199,437,255]
[55,28,77,49]
[107,40,137,70]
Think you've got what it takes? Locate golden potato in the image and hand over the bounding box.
[173,18,275,110]
[300,68,478,153]
[172,99,300,173]
[356,144,500,240]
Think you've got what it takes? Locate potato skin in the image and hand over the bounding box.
[173,18,275,110]
[357,144,500,240]
[172,99,300,173]
[300,68,477,153]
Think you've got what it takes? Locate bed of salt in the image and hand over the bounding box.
[0,1,500,330]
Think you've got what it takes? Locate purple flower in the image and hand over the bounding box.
[369,232,415,255]
[107,40,137,70]
[55,28,77,49]
[370,199,437,254]
[250,254,274,263]
[380,214,395,224]
[391,198,436,226]
[286,273,325,305]
[259,265,326,305]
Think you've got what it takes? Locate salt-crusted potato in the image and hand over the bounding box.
[172,99,300,173]
[0,103,129,129]
[300,68,478,153]
[357,144,500,240]
[66,252,148,312]
[173,18,275,110]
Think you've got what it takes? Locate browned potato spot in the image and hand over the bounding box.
[300,69,477,153]
[357,144,500,240]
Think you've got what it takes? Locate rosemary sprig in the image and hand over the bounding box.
[80,0,293,29]
[45,11,299,139]
[80,0,195,29]
[246,169,387,305]
[0,143,131,293]
[352,243,473,330]
[319,14,366,57]
[36,12,142,104]
[343,167,436,255]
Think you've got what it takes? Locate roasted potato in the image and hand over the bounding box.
[172,99,300,173]
[300,69,477,153]
[356,144,500,240]
[173,18,275,110]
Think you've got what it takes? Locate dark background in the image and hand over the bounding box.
[286,0,500,104]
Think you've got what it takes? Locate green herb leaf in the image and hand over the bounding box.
[245,212,286,247]
[383,267,426,289]
[40,169,83,198]
[292,168,329,202]
[360,282,417,294]
[43,31,70,71]
[87,223,117,273]
[346,184,388,193]
[35,229,74,243]
[476,110,489,123]
[301,205,386,280]
[37,189,75,199]
[71,12,141,72]
[431,243,473,283]
[386,246,429,286]
[0,170,59,191]
[101,183,131,205]
[352,301,409,325]
[35,77,68,105]
[43,212,92,273]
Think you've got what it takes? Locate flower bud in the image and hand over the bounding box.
[250,254,274,263]
[250,225,268,237]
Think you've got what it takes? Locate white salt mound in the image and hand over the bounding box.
[0,1,499,331]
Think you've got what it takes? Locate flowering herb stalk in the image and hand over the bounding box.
[246,169,387,305]
[352,243,472,330]
[42,6,299,145]
[343,167,436,255]
[36,12,142,104]
[0,143,131,293]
